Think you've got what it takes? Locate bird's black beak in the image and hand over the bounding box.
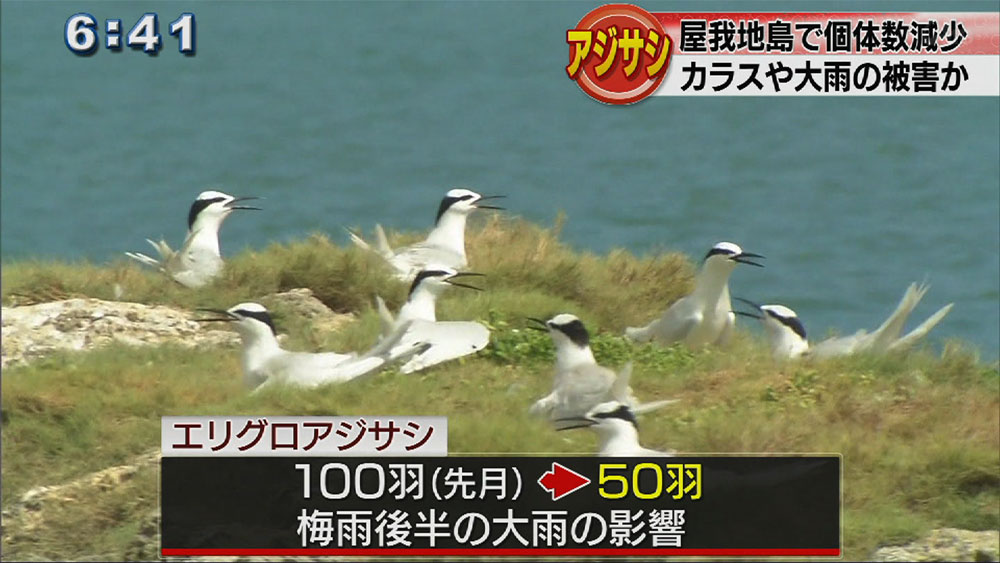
[733,297,764,320]
[525,317,549,332]
[554,416,596,431]
[194,307,236,322]
[226,196,262,211]
[445,272,485,291]
[475,195,505,210]
[733,252,765,267]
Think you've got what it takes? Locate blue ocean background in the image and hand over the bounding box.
[2,1,997,358]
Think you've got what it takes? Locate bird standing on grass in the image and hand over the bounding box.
[625,241,764,348]
[126,190,260,288]
[348,188,504,281]
[528,314,676,422]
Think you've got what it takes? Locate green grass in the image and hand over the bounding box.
[2,216,998,561]
[1,215,692,328]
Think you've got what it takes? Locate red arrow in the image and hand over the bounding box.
[537,462,591,501]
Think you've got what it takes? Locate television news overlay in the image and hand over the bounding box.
[65,12,195,56]
[161,416,841,558]
[566,7,1000,103]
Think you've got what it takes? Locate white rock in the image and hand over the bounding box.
[1,289,355,369]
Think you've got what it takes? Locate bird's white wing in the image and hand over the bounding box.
[548,363,616,420]
[396,320,490,374]
[810,330,867,358]
[166,227,224,288]
[293,350,357,370]
[650,310,700,346]
[314,356,387,385]
[262,321,430,391]
[362,320,427,365]
[256,350,374,389]
[626,297,700,346]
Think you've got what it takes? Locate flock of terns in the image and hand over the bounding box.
[127,188,954,456]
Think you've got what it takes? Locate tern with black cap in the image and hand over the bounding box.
[348,188,504,281]
[555,401,674,457]
[733,299,810,360]
[735,282,953,360]
[528,313,677,421]
[625,241,764,348]
[126,190,260,288]
[374,265,490,373]
[196,302,424,391]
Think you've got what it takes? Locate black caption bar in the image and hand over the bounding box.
[162,456,840,557]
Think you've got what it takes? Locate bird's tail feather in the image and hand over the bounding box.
[125,238,174,271]
[375,295,395,337]
[889,303,954,352]
[611,361,634,403]
[347,225,394,260]
[373,224,394,258]
[866,282,928,351]
[147,238,176,261]
[346,227,372,251]
[124,251,161,269]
